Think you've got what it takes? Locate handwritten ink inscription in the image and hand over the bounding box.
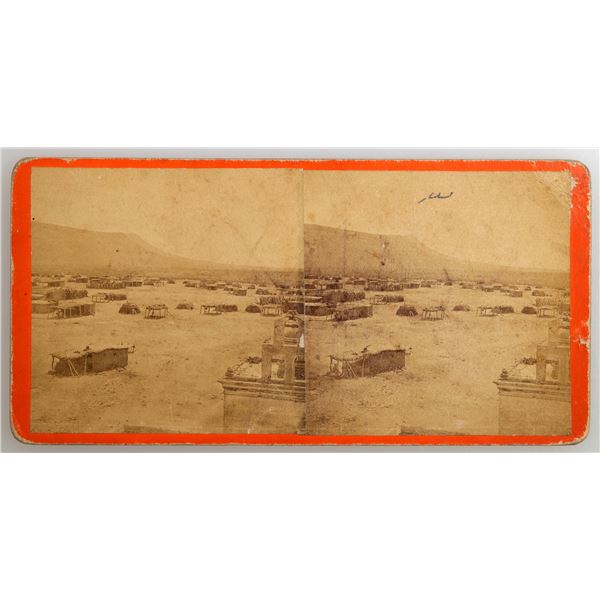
[418,192,454,204]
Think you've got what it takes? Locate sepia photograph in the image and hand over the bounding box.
[28,166,304,434]
[303,169,572,436]
[15,160,586,441]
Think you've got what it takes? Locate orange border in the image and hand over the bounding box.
[11,158,591,445]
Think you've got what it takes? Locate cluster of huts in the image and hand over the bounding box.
[176,277,382,321]
[31,273,167,320]
[301,277,370,319]
[32,272,312,321]
[32,271,569,324]
[33,286,131,319]
[34,271,570,387]
[301,275,570,322]
[182,280,298,317]
[184,280,255,294]
[31,276,134,376]
[86,276,175,288]
[304,274,566,295]
[302,277,446,321]
[32,275,94,317]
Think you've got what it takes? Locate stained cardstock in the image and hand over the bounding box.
[11,159,591,445]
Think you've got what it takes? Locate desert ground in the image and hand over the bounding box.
[31,280,566,436]
[305,285,564,436]
[31,282,277,433]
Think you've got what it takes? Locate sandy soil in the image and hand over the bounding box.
[31,282,275,433]
[305,285,560,435]
[31,282,563,436]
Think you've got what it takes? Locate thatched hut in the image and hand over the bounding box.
[305,303,333,317]
[145,304,169,319]
[53,301,95,319]
[370,294,404,305]
[421,306,446,320]
[45,287,88,302]
[453,304,471,311]
[320,290,366,304]
[32,300,57,314]
[105,293,127,301]
[331,304,373,321]
[255,287,271,295]
[493,305,515,314]
[215,304,238,312]
[283,300,304,313]
[396,305,418,316]
[46,279,65,288]
[259,295,281,305]
[176,302,195,310]
[245,304,261,313]
[521,306,537,315]
[200,304,222,315]
[119,302,141,314]
[88,277,125,289]
[366,280,403,292]
[535,297,570,314]
[125,279,143,287]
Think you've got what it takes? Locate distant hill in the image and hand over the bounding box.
[304,224,568,288]
[31,222,300,283]
[30,221,568,288]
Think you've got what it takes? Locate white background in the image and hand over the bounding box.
[0,2,598,599]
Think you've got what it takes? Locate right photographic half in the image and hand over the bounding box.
[303,166,577,437]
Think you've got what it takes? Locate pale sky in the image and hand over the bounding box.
[31,166,571,272]
[31,167,304,269]
[304,170,571,271]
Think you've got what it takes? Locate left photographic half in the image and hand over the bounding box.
[27,165,305,435]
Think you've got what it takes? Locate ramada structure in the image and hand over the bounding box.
[220,312,305,433]
[494,319,571,435]
[52,300,96,319]
[144,304,169,319]
[329,347,406,378]
[51,346,130,376]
